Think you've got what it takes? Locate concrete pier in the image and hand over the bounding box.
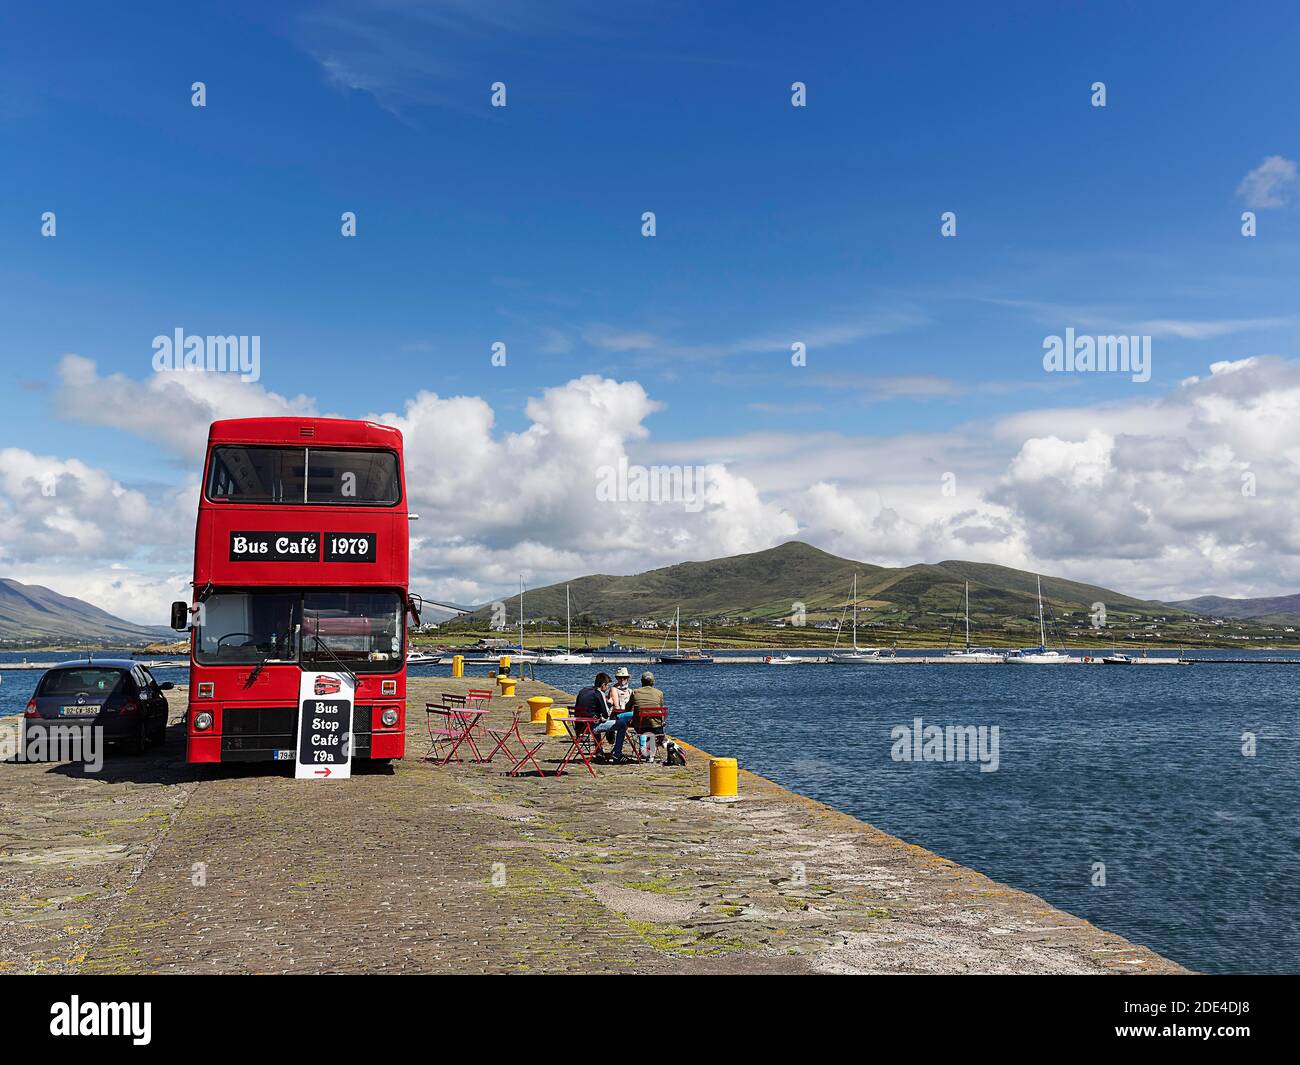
[0,676,1187,974]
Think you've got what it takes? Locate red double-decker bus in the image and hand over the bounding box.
[172,417,416,766]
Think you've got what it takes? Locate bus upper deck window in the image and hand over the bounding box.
[206,446,399,505]
[305,450,400,505]
[207,447,308,503]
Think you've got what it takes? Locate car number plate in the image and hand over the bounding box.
[60,706,93,717]
[273,749,294,761]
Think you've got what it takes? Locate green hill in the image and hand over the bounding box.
[465,541,1187,632]
[1166,593,1300,625]
[0,578,172,646]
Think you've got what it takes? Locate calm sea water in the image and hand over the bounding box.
[524,653,1300,975]
[3,649,1296,974]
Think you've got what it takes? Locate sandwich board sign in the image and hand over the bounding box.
[297,671,354,780]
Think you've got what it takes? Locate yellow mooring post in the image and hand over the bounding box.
[545,708,569,737]
[498,675,517,697]
[709,757,739,799]
[451,654,464,678]
[527,696,554,723]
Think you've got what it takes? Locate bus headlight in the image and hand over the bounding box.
[381,708,399,727]
[194,712,214,731]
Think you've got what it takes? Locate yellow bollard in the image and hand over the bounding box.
[498,654,512,676]
[498,675,517,697]
[451,654,464,678]
[709,757,738,799]
[527,696,554,724]
[545,708,569,737]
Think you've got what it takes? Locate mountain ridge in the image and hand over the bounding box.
[459,540,1193,629]
[1165,593,1300,624]
[0,579,171,645]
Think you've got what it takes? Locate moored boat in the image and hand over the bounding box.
[1006,576,1070,664]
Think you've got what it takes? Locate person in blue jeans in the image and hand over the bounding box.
[593,667,635,763]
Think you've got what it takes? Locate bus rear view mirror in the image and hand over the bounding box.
[170,601,190,631]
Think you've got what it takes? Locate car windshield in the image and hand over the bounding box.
[195,592,302,665]
[37,668,126,698]
[301,591,403,672]
[206,446,399,505]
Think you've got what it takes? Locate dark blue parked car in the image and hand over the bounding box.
[24,659,172,755]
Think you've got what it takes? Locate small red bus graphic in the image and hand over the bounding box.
[314,675,342,696]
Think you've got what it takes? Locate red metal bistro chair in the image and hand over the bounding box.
[483,710,528,765]
[465,688,495,710]
[424,702,487,764]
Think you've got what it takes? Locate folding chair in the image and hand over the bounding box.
[483,710,527,765]
[424,703,460,762]
[466,688,494,710]
[442,692,468,712]
[556,716,600,778]
[507,735,546,777]
[424,703,485,764]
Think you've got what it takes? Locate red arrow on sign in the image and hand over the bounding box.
[314,767,332,778]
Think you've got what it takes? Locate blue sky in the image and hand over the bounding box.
[3,1,1300,618]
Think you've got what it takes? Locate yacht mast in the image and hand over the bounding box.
[965,580,971,649]
[852,572,859,651]
[1037,575,1046,649]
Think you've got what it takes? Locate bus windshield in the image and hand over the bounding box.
[206,446,400,506]
[194,589,403,671]
[195,592,301,665]
[302,591,403,670]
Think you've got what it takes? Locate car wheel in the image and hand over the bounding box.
[149,716,167,745]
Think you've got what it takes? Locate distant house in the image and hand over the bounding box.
[813,620,840,630]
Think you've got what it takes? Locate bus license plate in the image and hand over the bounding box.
[273,749,294,761]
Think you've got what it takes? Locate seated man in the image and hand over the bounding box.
[574,672,612,730]
[582,671,630,763]
[625,670,668,763]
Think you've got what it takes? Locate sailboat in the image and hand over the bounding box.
[502,576,541,663]
[541,586,592,664]
[946,581,1006,662]
[657,606,715,664]
[834,573,888,662]
[1006,576,1070,664]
